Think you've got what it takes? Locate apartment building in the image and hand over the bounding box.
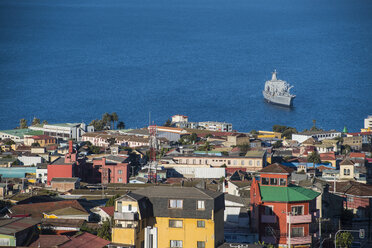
[364,115,372,129]
[29,123,94,141]
[250,163,320,248]
[198,121,233,132]
[292,130,341,143]
[162,151,266,173]
[111,186,225,248]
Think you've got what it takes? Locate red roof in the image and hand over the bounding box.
[349,152,366,159]
[10,200,87,218]
[59,232,110,248]
[347,132,372,136]
[99,206,114,217]
[259,163,294,174]
[29,235,70,247]
[320,152,336,161]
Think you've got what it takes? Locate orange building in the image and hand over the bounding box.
[250,163,320,248]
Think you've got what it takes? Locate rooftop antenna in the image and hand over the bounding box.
[149,112,151,127]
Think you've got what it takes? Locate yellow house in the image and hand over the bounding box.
[111,186,225,248]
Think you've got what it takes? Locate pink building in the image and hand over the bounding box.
[94,156,129,184]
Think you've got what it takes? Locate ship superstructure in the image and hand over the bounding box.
[263,70,295,106]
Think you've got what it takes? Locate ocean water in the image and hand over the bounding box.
[0,0,371,132]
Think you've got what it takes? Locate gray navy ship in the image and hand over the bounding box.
[263,70,295,107]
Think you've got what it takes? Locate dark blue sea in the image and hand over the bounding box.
[1,0,372,132]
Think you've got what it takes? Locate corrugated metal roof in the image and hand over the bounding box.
[259,185,320,202]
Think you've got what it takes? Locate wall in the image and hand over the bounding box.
[0,234,16,246]
[47,164,73,184]
[155,216,216,248]
[51,182,76,192]
[112,227,136,245]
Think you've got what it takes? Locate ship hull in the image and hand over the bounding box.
[263,91,295,107]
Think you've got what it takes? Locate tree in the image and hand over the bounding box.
[31,142,40,147]
[42,120,48,125]
[342,145,351,155]
[32,117,40,125]
[117,121,125,130]
[111,112,119,129]
[164,119,172,127]
[272,125,297,139]
[106,137,116,147]
[20,118,28,129]
[90,119,105,131]
[272,140,283,148]
[105,194,120,207]
[307,151,321,164]
[102,113,112,129]
[250,130,259,135]
[190,133,198,143]
[4,139,15,146]
[237,143,250,153]
[336,231,353,248]
[97,219,111,241]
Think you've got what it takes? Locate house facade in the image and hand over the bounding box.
[111,186,225,248]
[250,163,320,248]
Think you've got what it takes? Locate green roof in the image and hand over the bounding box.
[0,129,43,138]
[259,185,320,202]
[48,123,80,127]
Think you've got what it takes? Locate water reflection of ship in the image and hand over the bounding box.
[262,70,295,107]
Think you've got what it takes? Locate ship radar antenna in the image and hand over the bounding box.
[272,69,277,81]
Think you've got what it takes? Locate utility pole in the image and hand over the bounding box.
[283,210,291,248]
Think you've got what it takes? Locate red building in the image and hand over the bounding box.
[94,155,129,184]
[47,140,86,185]
[250,163,320,248]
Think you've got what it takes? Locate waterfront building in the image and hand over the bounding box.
[250,163,320,248]
[0,129,43,142]
[29,122,94,141]
[292,130,341,144]
[364,115,372,129]
[161,150,266,173]
[82,132,149,148]
[198,121,233,132]
[171,114,189,123]
[111,186,224,248]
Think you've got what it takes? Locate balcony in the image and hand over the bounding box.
[114,211,138,221]
[288,235,312,245]
[287,214,311,224]
[261,215,277,223]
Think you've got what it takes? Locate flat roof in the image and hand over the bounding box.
[0,129,43,138]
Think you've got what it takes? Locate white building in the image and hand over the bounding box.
[198,121,233,132]
[365,115,372,129]
[171,115,189,123]
[292,130,342,143]
[29,123,94,141]
[18,155,43,166]
[36,165,48,183]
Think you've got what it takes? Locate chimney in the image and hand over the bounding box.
[69,140,73,154]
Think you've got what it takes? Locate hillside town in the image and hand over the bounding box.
[0,114,372,248]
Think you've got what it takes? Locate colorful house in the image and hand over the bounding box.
[94,155,130,184]
[250,163,320,248]
[111,186,225,248]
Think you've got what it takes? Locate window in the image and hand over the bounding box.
[249,160,253,165]
[262,178,269,185]
[197,220,205,227]
[241,160,245,165]
[291,227,304,237]
[118,177,122,182]
[197,241,205,248]
[197,200,205,210]
[270,178,278,185]
[118,170,122,174]
[279,178,286,186]
[233,160,237,165]
[169,220,183,228]
[264,206,274,215]
[228,160,231,165]
[169,199,183,209]
[257,161,260,166]
[128,204,132,211]
[291,206,303,216]
[170,240,183,248]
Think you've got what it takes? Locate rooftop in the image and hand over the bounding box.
[0,129,43,138]
[134,186,222,199]
[259,163,294,174]
[259,184,320,202]
[0,217,40,235]
[51,177,80,183]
